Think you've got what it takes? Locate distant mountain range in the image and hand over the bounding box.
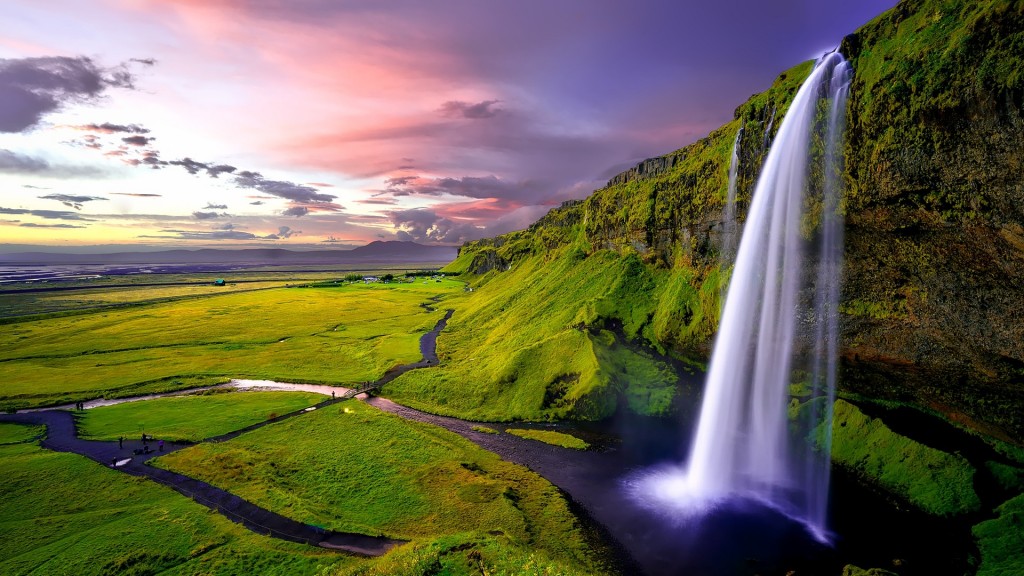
[0,241,458,265]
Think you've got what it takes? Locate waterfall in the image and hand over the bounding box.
[721,125,743,265]
[633,53,851,542]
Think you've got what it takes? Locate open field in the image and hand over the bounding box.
[155,399,603,572]
[0,267,449,319]
[0,422,42,445]
[78,390,325,442]
[0,279,462,411]
[0,422,353,576]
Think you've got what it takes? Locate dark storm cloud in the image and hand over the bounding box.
[20,222,86,229]
[76,122,149,134]
[440,99,502,119]
[0,207,96,221]
[388,207,480,244]
[0,56,136,133]
[192,211,227,220]
[121,135,153,146]
[250,200,264,205]
[0,149,104,177]
[38,193,108,210]
[109,192,161,197]
[204,203,228,210]
[130,58,156,66]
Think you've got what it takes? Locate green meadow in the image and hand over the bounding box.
[506,428,590,450]
[78,390,325,442]
[0,280,461,411]
[154,399,604,573]
[0,422,353,576]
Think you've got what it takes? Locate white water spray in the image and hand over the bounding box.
[632,53,851,541]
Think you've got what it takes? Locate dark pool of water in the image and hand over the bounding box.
[484,403,977,576]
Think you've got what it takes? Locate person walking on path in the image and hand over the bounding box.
[332,391,336,399]
[118,436,123,449]
[158,439,164,452]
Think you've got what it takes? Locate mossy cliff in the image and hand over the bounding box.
[387,0,1024,442]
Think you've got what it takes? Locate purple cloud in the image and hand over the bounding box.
[20,222,87,229]
[281,206,309,217]
[0,207,96,221]
[0,56,135,133]
[39,193,108,210]
[440,99,502,119]
[141,229,262,241]
[77,122,149,134]
[0,149,104,177]
[121,135,153,146]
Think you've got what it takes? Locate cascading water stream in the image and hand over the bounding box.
[630,52,851,542]
[721,124,743,266]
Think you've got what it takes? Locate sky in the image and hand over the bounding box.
[0,0,899,251]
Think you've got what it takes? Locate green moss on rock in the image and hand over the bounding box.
[827,399,980,515]
[972,493,1024,576]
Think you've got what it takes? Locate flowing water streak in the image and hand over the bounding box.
[721,125,744,266]
[804,57,851,532]
[634,53,851,542]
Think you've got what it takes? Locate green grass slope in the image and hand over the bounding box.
[385,247,692,421]
[154,400,605,574]
[825,399,980,516]
[0,423,350,576]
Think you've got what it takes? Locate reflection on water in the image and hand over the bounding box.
[23,379,349,413]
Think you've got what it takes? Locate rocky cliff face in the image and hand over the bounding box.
[838,0,1024,440]
[450,0,1024,441]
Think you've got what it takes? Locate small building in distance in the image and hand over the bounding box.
[213,278,226,286]
[362,276,379,283]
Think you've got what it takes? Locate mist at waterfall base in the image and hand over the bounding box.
[626,53,851,544]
